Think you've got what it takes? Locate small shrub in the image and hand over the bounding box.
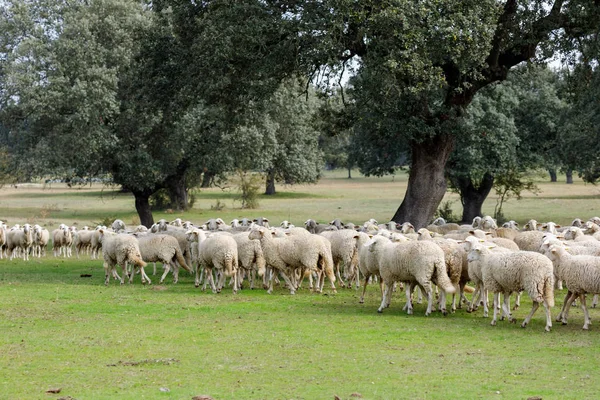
[236,171,262,209]
[434,200,459,223]
[92,216,118,228]
[130,216,140,226]
[149,189,171,211]
[211,200,226,211]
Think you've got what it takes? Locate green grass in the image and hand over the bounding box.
[2,170,600,398]
[1,258,600,399]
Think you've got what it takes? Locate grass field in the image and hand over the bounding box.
[1,170,600,399]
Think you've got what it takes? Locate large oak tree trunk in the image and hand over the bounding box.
[455,172,495,224]
[133,189,155,228]
[265,169,276,195]
[201,171,214,188]
[391,134,455,228]
[548,168,557,182]
[566,169,573,184]
[166,172,188,211]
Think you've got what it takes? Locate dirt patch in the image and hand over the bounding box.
[106,358,179,367]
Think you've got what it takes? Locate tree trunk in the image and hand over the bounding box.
[455,172,495,224]
[133,190,155,228]
[347,166,352,179]
[391,134,455,228]
[166,172,188,211]
[548,168,557,182]
[265,169,276,195]
[201,171,214,188]
[566,169,573,184]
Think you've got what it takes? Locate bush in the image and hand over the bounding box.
[149,189,171,211]
[434,200,459,223]
[235,171,262,209]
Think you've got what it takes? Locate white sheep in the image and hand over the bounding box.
[467,244,554,331]
[73,229,95,258]
[52,225,73,257]
[502,220,519,230]
[480,216,498,231]
[31,225,49,258]
[7,224,33,261]
[134,233,192,284]
[320,229,362,289]
[564,227,598,243]
[232,232,266,290]
[523,219,539,231]
[375,239,456,316]
[513,230,547,252]
[111,219,126,233]
[358,235,389,304]
[97,229,150,285]
[189,230,238,294]
[544,245,600,330]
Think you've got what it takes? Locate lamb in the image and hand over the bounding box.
[97,229,150,285]
[31,224,49,257]
[320,229,363,288]
[190,230,238,293]
[375,239,456,316]
[467,244,554,331]
[134,233,192,284]
[7,224,33,261]
[544,245,600,330]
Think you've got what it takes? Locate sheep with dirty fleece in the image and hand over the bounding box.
[467,244,554,331]
[189,229,238,294]
[97,229,150,285]
[134,233,192,284]
[544,244,600,330]
[7,224,33,261]
[374,238,455,316]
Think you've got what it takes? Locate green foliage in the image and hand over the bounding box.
[149,188,171,211]
[92,215,118,228]
[434,200,460,223]
[493,170,541,223]
[235,170,262,210]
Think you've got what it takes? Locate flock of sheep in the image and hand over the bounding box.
[3,215,600,331]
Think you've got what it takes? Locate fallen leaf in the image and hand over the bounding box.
[45,388,61,394]
[159,387,170,392]
[350,394,363,398]
[192,396,215,400]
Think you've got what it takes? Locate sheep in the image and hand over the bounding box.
[502,220,519,230]
[52,225,73,257]
[375,239,456,316]
[134,233,192,284]
[90,226,106,259]
[480,216,498,231]
[249,226,336,294]
[73,229,95,258]
[398,222,415,234]
[543,245,600,330]
[471,216,483,229]
[150,225,193,268]
[253,217,270,227]
[329,219,345,230]
[462,237,512,316]
[358,235,390,304]
[469,230,519,251]
[417,228,464,313]
[571,218,584,228]
[0,223,6,258]
[97,229,150,285]
[467,244,554,331]
[494,226,519,241]
[111,219,126,233]
[31,225,49,257]
[513,230,547,252]
[320,229,362,289]
[232,232,266,290]
[426,221,461,235]
[305,219,337,234]
[523,219,539,231]
[280,220,295,229]
[7,224,33,261]
[189,230,238,293]
[564,227,598,242]
[170,218,183,227]
[541,222,561,235]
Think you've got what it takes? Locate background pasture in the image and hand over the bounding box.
[1,170,600,399]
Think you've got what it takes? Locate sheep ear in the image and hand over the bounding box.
[556,225,561,228]
[469,230,475,234]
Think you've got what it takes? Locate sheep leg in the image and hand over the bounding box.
[482,286,489,318]
[560,291,578,325]
[207,268,218,293]
[520,301,540,329]
[513,291,521,310]
[542,299,553,332]
[104,263,111,286]
[593,294,598,308]
[555,291,571,322]
[140,266,151,285]
[377,282,392,313]
[416,286,423,304]
[160,263,171,284]
[423,282,434,316]
[276,270,296,295]
[359,273,371,304]
[580,294,591,330]
[216,269,226,293]
[491,292,500,326]
[501,293,515,323]
[438,290,448,316]
[172,264,180,284]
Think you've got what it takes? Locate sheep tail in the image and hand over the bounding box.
[434,259,456,294]
[544,274,555,307]
[320,252,336,283]
[130,252,147,268]
[224,252,234,277]
[175,247,192,272]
